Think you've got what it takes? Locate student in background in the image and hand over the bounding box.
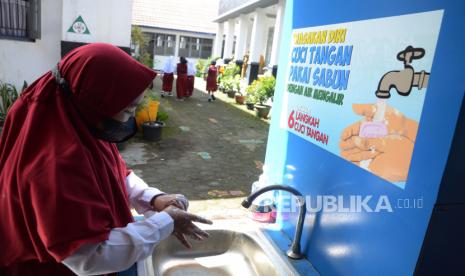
[161,56,175,97]
[175,56,188,100]
[206,60,218,102]
[186,60,196,98]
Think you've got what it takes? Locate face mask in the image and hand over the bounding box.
[53,65,138,143]
[90,116,137,143]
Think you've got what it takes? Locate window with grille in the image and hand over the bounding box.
[179,36,213,59]
[153,33,175,56]
[0,0,40,40]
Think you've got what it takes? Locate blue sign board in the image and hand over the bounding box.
[266,1,465,275]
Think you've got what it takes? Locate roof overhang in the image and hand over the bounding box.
[137,25,216,37]
[213,0,278,23]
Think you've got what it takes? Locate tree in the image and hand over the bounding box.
[131,26,153,68]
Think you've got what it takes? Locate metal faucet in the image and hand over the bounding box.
[241,184,306,259]
[376,45,430,99]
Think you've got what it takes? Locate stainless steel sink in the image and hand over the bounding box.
[142,220,301,276]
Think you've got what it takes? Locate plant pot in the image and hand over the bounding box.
[227,90,236,98]
[142,121,165,141]
[235,94,245,105]
[136,100,159,131]
[255,104,271,119]
[245,102,255,110]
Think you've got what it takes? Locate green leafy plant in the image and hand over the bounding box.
[260,76,276,100]
[195,59,206,77]
[219,62,242,95]
[245,80,260,104]
[156,110,169,122]
[245,76,276,105]
[136,89,158,114]
[222,62,240,79]
[195,57,214,78]
[131,26,153,68]
[217,74,224,91]
[222,75,241,92]
[0,81,19,123]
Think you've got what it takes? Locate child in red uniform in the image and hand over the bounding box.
[186,60,196,97]
[176,56,188,100]
[206,60,218,102]
[161,56,175,97]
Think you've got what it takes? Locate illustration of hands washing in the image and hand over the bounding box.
[339,46,428,182]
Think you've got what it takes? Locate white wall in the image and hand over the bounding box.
[0,0,62,89]
[0,0,134,89]
[62,0,133,47]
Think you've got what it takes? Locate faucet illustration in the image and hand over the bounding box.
[242,184,306,259]
[375,45,430,99]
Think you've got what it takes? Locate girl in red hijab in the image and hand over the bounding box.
[206,60,218,102]
[0,43,211,275]
[175,56,188,100]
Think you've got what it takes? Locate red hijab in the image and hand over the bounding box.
[0,43,156,272]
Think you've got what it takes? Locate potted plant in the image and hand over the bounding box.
[134,90,165,142]
[225,75,241,99]
[221,62,240,97]
[235,91,245,105]
[142,108,168,142]
[260,75,276,103]
[245,80,259,110]
[246,76,275,118]
[221,77,235,98]
[218,80,226,93]
[253,88,271,119]
[223,62,240,78]
[135,90,159,130]
[0,81,19,133]
[234,77,246,105]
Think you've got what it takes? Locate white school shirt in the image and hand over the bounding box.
[62,172,174,275]
[187,61,196,76]
[163,57,175,73]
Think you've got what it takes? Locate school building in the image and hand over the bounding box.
[213,0,286,83]
[131,0,219,71]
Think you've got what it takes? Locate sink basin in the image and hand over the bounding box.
[144,221,300,276]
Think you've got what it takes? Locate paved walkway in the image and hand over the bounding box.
[120,76,270,219]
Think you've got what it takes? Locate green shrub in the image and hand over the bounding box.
[218,62,241,93]
[222,62,240,79]
[245,76,276,105]
[195,57,214,77]
[222,75,241,92]
[260,76,276,100]
[195,59,206,77]
[156,110,169,122]
[131,26,153,68]
[0,81,19,122]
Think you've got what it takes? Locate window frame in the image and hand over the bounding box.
[153,33,175,56]
[0,0,41,41]
[178,35,213,59]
